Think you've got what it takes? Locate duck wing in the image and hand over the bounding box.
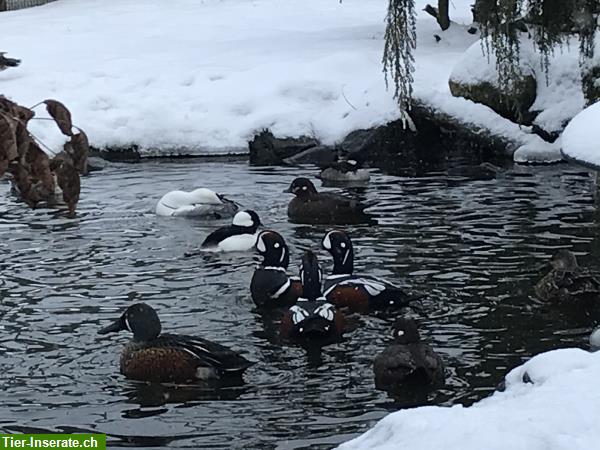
[373,344,418,386]
[251,268,295,307]
[415,343,445,385]
[201,225,241,248]
[158,334,253,374]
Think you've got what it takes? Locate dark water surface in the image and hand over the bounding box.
[1,160,599,449]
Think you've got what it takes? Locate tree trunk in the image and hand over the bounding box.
[437,0,450,30]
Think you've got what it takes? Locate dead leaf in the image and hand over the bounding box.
[44,99,73,136]
[53,158,80,215]
[0,112,18,177]
[66,131,89,174]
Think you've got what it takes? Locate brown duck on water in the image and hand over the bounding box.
[373,318,444,392]
[98,303,253,383]
[534,249,600,303]
[284,177,375,225]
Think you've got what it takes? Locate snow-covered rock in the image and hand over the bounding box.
[561,101,600,168]
[338,348,600,450]
[449,39,537,124]
[449,36,585,141]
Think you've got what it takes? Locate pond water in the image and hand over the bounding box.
[1,159,599,449]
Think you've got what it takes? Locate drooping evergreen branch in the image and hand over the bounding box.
[383,0,417,113]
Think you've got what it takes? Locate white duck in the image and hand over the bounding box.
[156,188,238,218]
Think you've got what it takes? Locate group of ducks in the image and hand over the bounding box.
[100,175,600,394]
[100,176,443,393]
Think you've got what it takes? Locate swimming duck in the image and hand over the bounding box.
[201,210,261,252]
[321,230,420,312]
[98,303,253,383]
[318,152,370,183]
[280,251,345,344]
[0,52,20,71]
[156,188,238,218]
[373,318,444,392]
[250,230,303,308]
[284,177,375,225]
[534,249,600,303]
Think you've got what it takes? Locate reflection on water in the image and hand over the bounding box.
[1,159,599,449]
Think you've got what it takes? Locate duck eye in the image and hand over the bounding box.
[274,242,280,248]
[340,242,346,249]
[397,330,405,337]
[302,185,307,191]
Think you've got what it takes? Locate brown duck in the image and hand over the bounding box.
[284,177,375,225]
[534,249,600,303]
[98,303,252,383]
[373,318,444,392]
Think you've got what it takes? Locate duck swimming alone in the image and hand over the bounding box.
[201,210,261,252]
[280,251,345,344]
[534,249,600,303]
[284,177,375,225]
[156,188,238,218]
[321,230,420,312]
[318,151,370,183]
[98,303,253,383]
[373,318,444,392]
[250,230,303,308]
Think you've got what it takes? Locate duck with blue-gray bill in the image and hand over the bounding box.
[98,303,253,383]
[284,177,375,225]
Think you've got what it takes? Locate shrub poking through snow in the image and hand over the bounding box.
[0,96,88,215]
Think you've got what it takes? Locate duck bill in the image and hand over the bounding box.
[98,317,126,335]
[299,317,331,338]
[283,187,292,193]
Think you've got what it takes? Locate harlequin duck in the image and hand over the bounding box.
[201,210,261,252]
[250,230,303,308]
[280,250,345,344]
[534,249,600,303]
[284,177,375,225]
[156,188,238,218]
[321,230,420,312]
[373,318,444,392]
[98,303,253,383]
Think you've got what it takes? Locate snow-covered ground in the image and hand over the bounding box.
[562,101,600,169]
[0,0,565,160]
[338,348,600,450]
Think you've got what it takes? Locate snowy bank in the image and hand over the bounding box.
[561,102,600,170]
[0,0,560,161]
[338,348,600,450]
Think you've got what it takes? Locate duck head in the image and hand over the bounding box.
[392,318,421,345]
[322,229,354,275]
[550,249,579,272]
[98,303,162,342]
[232,210,262,231]
[284,178,319,198]
[255,230,290,269]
